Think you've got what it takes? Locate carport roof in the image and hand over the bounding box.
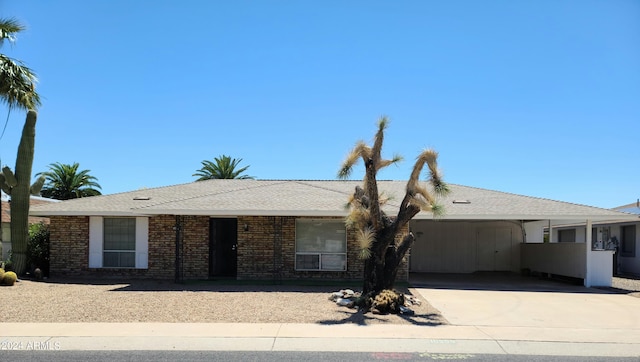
[29,179,638,222]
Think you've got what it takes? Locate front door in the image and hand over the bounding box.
[209,218,238,278]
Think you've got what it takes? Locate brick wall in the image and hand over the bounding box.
[180,216,209,279]
[49,216,89,276]
[49,214,409,282]
[50,215,176,279]
[236,216,409,282]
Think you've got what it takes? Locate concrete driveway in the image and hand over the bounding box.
[411,273,640,329]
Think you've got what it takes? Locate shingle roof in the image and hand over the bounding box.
[29,179,637,222]
[1,194,57,224]
[613,201,640,215]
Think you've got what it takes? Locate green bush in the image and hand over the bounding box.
[2,271,17,286]
[27,222,50,276]
[0,267,4,280]
[3,259,13,272]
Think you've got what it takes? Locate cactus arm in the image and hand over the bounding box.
[2,166,17,187]
[0,173,11,195]
[30,174,45,195]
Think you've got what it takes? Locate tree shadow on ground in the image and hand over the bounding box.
[317,309,446,326]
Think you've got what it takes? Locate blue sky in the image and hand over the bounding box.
[1,1,638,208]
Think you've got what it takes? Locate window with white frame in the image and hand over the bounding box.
[295,219,346,271]
[88,216,148,269]
[103,218,136,268]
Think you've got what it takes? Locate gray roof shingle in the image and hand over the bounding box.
[29,180,637,221]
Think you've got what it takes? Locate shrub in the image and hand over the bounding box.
[3,259,13,272]
[0,267,4,280]
[371,289,405,314]
[27,222,50,276]
[2,271,17,286]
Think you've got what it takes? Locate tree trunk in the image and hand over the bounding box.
[10,110,37,275]
[362,229,415,296]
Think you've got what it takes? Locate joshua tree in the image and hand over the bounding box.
[338,117,449,298]
[0,17,40,110]
[0,110,44,275]
[193,155,254,181]
[37,162,102,200]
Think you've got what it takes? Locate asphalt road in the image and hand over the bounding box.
[2,351,638,362]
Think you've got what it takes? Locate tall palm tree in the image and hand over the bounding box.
[0,17,40,110]
[193,155,254,181]
[37,162,102,200]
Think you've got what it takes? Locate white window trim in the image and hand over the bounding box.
[295,219,347,272]
[89,216,148,269]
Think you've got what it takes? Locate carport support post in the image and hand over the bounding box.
[584,219,593,287]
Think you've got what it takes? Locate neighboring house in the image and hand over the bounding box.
[535,200,640,278]
[29,180,638,287]
[612,201,640,277]
[1,192,58,260]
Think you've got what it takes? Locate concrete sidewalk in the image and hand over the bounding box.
[3,322,640,357]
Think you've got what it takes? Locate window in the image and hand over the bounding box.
[558,229,576,243]
[295,219,346,271]
[103,218,136,268]
[621,225,636,257]
[88,216,148,269]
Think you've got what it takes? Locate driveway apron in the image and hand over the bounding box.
[411,273,640,329]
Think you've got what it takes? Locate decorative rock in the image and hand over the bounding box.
[399,306,415,315]
[328,292,343,301]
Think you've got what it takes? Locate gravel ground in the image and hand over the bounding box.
[1,278,447,326]
[4,276,638,325]
[612,276,640,297]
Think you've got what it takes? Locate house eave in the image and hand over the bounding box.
[29,210,153,217]
[30,209,638,223]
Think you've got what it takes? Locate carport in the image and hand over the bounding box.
[406,187,639,287]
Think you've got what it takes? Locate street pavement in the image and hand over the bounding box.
[3,275,640,357]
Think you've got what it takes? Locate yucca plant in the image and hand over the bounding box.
[339,117,449,298]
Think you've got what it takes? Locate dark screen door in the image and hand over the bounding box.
[209,218,238,277]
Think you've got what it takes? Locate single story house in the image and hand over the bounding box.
[29,180,639,287]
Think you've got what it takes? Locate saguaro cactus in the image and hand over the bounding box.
[0,110,44,275]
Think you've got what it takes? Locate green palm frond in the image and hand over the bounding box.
[193,155,254,180]
[36,162,102,200]
[0,18,40,110]
[0,54,40,110]
[0,18,25,46]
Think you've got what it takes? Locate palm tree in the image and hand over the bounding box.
[0,17,40,110]
[193,155,254,181]
[37,162,102,200]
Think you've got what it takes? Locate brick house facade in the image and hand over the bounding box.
[49,214,409,282]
